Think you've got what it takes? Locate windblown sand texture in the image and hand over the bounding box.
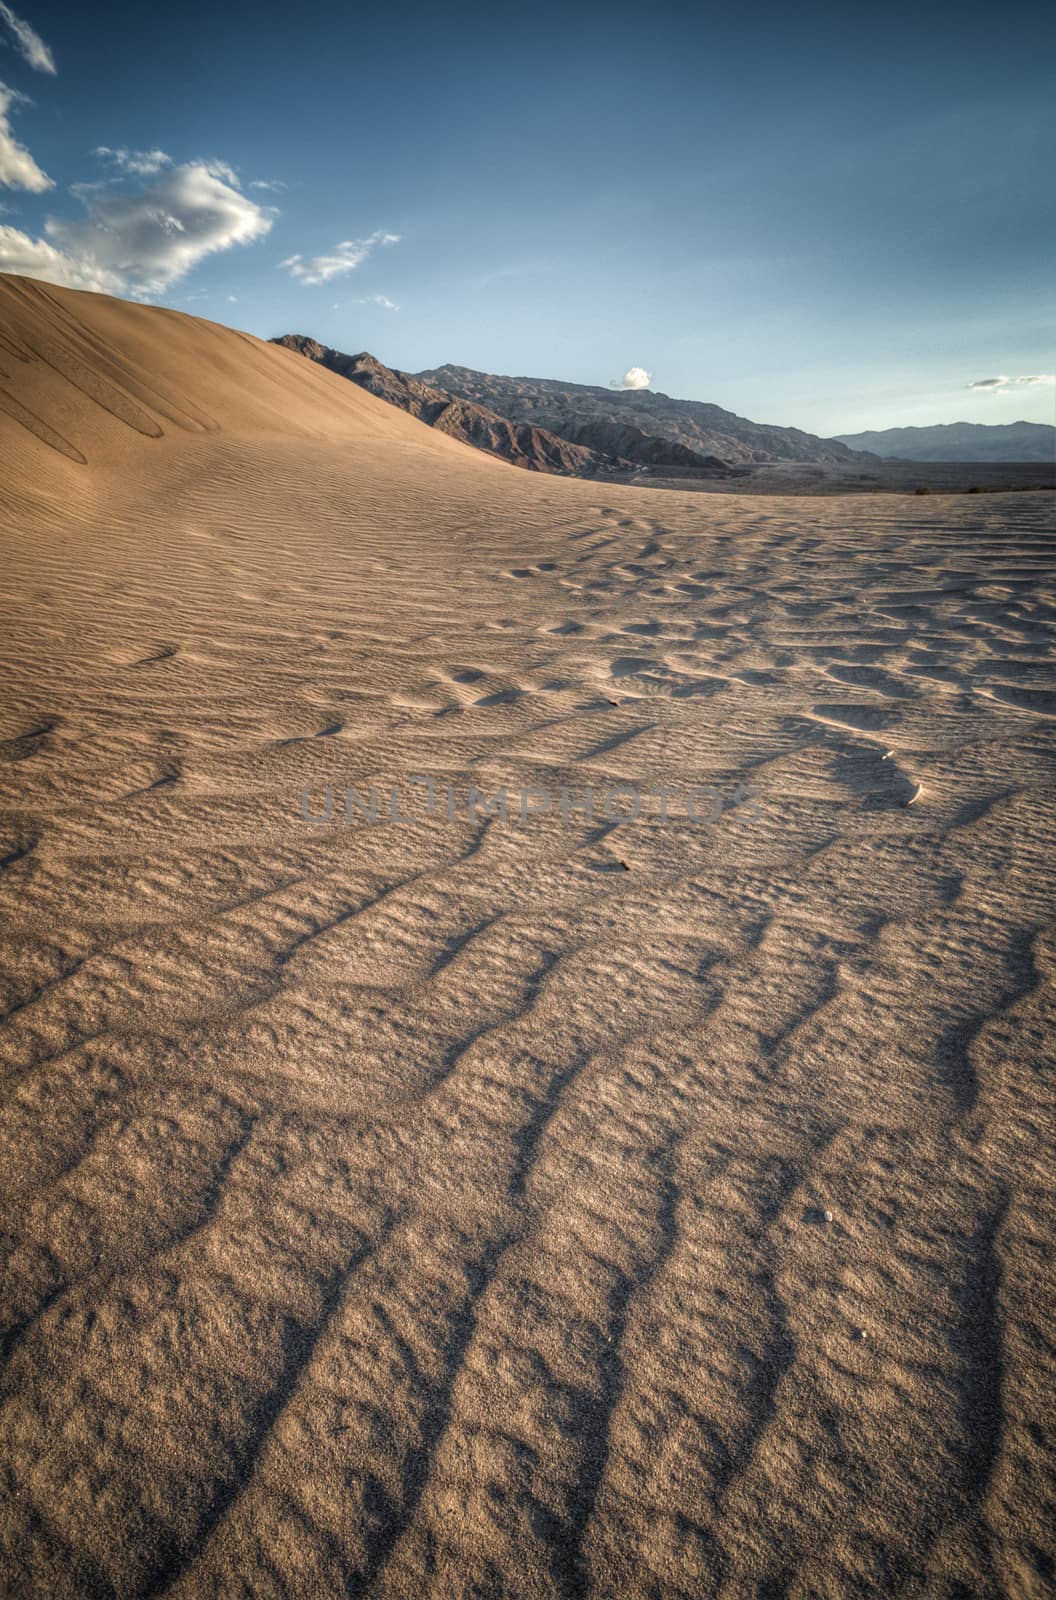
[1,273,1055,1599]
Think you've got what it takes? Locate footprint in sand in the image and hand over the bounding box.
[810,703,897,732]
[825,663,918,699]
[504,562,559,580]
[0,830,38,867]
[474,688,525,707]
[978,685,1056,716]
[0,720,59,761]
[277,720,344,746]
[123,766,182,799]
[112,642,180,668]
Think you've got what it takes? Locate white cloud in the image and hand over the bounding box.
[968,373,1055,394]
[355,292,398,310]
[279,229,399,285]
[0,2,55,74]
[0,81,51,191]
[0,160,272,295]
[94,145,171,176]
[610,366,652,391]
[249,177,286,192]
[0,223,112,287]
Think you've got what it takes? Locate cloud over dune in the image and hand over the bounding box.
[279,231,400,285]
[0,160,272,294]
[0,41,272,298]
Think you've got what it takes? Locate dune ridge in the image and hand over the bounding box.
[1,275,1054,1598]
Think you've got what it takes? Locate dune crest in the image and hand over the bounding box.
[1,275,1054,1598]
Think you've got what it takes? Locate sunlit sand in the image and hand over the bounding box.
[1,273,1054,1597]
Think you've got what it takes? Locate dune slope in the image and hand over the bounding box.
[1,274,1055,1599]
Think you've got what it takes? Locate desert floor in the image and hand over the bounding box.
[636,459,1055,497]
[1,275,1055,1598]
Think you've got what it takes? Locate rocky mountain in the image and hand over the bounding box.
[832,420,1055,462]
[271,337,646,476]
[414,365,861,466]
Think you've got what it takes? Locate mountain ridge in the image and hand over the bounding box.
[272,338,862,474]
[270,337,662,476]
[415,364,862,466]
[833,419,1055,462]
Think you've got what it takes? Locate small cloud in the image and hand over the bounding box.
[0,81,51,191]
[355,292,398,310]
[227,294,238,302]
[610,366,652,391]
[95,145,171,176]
[279,230,399,286]
[968,373,1055,394]
[249,178,286,192]
[0,1,55,74]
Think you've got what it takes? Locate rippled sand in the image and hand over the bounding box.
[1,273,1055,1598]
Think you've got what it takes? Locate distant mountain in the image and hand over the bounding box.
[415,365,861,466]
[832,420,1055,462]
[271,337,650,476]
[274,341,868,474]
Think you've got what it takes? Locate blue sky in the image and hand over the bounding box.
[1,0,1053,434]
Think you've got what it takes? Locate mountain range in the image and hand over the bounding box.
[417,365,860,466]
[833,420,1055,462]
[271,337,639,476]
[272,338,855,476]
[273,338,1054,474]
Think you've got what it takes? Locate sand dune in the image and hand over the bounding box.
[1,273,1055,1598]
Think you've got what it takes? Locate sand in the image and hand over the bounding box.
[1,272,1054,1599]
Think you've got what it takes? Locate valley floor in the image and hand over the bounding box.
[628,459,1056,497]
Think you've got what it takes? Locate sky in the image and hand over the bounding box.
[0,0,1053,435]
